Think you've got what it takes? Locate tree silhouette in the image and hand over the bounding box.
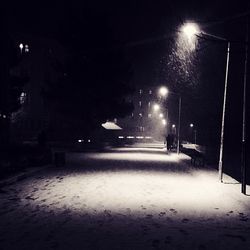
[42,12,134,137]
[0,30,29,145]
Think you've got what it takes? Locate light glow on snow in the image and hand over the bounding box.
[19,168,247,218]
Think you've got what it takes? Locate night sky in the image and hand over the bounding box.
[5,0,248,88]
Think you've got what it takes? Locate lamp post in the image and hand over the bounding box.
[19,43,24,54]
[189,123,197,144]
[159,86,181,154]
[181,22,230,182]
[218,41,230,183]
[241,17,248,195]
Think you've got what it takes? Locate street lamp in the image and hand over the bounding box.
[153,104,160,112]
[181,22,230,183]
[189,123,197,144]
[19,43,24,54]
[159,86,169,97]
[181,22,200,41]
[158,86,181,154]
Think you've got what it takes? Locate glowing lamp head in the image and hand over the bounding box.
[162,119,167,126]
[153,104,160,112]
[181,22,200,40]
[172,124,176,128]
[159,86,168,97]
[190,123,194,128]
[159,113,164,118]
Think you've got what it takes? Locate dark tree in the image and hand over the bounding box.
[42,12,134,137]
[0,29,29,145]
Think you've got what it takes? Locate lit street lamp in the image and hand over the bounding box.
[189,123,197,144]
[159,86,169,97]
[181,22,230,183]
[19,43,24,54]
[153,103,160,112]
[158,87,181,154]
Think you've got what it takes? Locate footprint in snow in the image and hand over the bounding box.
[182,218,189,223]
[146,214,153,219]
[226,210,234,216]
[169,208,177,214]
[159,212,166,217]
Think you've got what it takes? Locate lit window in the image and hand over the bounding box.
[139,101,142,107]
[19,92,26,104]
[148,113,152,118]
[139,113,142,117]
[139,89,143,95]
[131,113,134,118]
[149,90,152,95]
[25,44,29,53]
[139,126,145,132]
[148,102,151,107]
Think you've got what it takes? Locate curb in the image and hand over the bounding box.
[0,165,52,188]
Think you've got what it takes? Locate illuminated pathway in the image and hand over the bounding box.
[0,147,249,250]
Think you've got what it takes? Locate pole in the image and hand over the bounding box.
[241,17,248,195]
[218,41,230,182]
[194,129,197,144]
[166,108,169,135]
[177,96,181,154]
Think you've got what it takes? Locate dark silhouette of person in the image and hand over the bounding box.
[166,134,172,151]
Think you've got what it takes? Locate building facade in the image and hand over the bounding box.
[117,86,174,142]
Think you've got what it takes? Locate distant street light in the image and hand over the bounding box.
[189,123,197,144]
[19,43,24,54]
[159,113,164,118]
[159,86,181,154]
[153,104,160,112]
[162,119,167,126]
[159,86,168,97]
[181,22,230,183]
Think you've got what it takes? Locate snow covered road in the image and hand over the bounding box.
[0,147,249,250]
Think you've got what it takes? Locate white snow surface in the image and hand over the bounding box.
[0,147,249,250]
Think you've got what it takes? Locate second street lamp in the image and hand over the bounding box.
[158,86,181,154]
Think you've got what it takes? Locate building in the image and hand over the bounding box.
[10,34,67,142]
[117,86,173,142]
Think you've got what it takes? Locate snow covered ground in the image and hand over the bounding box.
[0,147,249,250]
